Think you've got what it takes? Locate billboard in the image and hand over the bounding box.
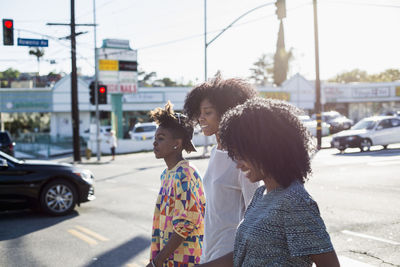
[97,47,138,94]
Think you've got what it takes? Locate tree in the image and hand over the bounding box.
[328,68,400,83]
[138,68,157,87]
[249,54,274,85]
[369,68,400,82]
[29,48,45,74]
[153,77,177,87]
[328,69,369,83]
[0,68,20,87]
[273,21,292,86]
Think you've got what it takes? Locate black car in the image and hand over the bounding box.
[0,131,15,157]
[0,151,95,216]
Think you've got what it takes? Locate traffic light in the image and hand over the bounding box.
[275,0,286,20]
[89,81,107,105]
[98,84,107,104]
[89,81,95,105]
[3,19,14,46]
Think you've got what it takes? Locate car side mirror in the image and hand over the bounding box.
[0,159,8,168]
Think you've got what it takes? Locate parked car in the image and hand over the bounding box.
[129,122,157,141]
[298,115,330,136]
[0,131,15,157]
[312,111,353,133]
[330,115,400,153]
[82,125,112,139]
[0,151,95,215]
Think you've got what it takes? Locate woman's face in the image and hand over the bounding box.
[153,126,178,159]
[235,157,264,183]
[198,98,220,136]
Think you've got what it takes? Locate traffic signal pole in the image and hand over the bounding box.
[93,0,101,161]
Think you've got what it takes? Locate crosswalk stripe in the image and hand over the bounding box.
[74,225,109,241]
[68,229,98,246]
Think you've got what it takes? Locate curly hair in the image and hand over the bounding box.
[149,101,196,153]
[219,97,316,187]
[183,73,257,122]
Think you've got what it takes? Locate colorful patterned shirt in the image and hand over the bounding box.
[150,160,206,267]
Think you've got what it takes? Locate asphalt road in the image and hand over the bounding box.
[1,145,399,267]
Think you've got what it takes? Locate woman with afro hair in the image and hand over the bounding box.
[184,74,260,263]
[147,101,206,267]
[199,97,339,267]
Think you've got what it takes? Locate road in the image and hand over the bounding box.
[1,146,399,267]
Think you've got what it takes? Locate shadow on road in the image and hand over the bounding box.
[85,235,151,267]
[0,209,78,241]
[333,147,400,157]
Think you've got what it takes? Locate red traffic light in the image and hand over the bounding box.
[99,86,106,94]
[4,20,13,29]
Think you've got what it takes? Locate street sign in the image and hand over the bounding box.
[17,38,48,47]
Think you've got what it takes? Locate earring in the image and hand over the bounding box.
[173,146,177,150]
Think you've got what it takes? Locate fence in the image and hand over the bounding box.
[14,133,86,159]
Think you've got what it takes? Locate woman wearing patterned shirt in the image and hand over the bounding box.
[147,101,206,267]
[199,98,340,267]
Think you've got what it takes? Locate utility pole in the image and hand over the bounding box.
[70,0,80,162]
[313,0,322,149]
[47,0,97,162]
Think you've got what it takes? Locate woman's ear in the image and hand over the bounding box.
[174,139,183,150]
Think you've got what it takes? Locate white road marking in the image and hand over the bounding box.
[367,160,400,166]
[342,230,400,245]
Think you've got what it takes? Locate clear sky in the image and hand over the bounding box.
[1,0,400,84]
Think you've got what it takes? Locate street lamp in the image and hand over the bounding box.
[202,0,274,155]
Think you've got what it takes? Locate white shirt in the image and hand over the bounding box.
[200,146,260,263]
[109,135,117,148]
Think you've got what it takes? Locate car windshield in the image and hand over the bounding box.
[352,119,377,130]
[134,125,156,133]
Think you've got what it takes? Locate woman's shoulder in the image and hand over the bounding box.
[280,181,318,210]
[175,160,201,179]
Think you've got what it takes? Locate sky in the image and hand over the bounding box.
[1,0,400,84]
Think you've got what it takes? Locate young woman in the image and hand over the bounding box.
[199,97,340,267]
[183,75,260,263]
[147,101,206,267]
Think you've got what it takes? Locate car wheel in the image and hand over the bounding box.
[40,179,77,216]
[339,148,345,154]
[360,139,372,152]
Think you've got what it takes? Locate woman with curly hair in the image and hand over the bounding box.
[199,97,339,267]
[147,101,206,267]
[183,74,260,263]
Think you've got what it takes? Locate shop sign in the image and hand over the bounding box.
[351,87,390,98]
[99,59,118,71]
[123,92,164,103]
[259,91,290,101]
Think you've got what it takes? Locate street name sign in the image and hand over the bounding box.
[17,38,49,47]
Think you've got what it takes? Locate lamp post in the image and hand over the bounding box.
[313,0,322,149]
[202,0,274,156]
